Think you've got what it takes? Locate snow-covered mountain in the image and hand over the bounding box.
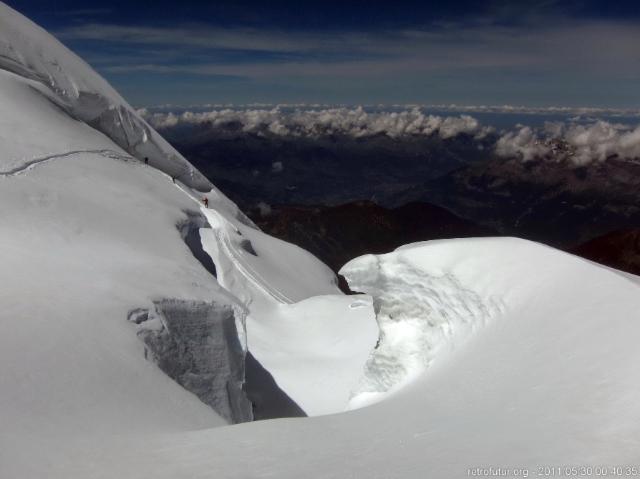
[0,0,374,443]
[1,3,640,478]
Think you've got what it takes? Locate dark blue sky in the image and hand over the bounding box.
[7,0,640,107]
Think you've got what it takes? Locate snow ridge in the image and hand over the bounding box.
[342,252,505,407]
[203,208,295,304]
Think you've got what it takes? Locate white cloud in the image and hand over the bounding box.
[496,121,640,164]
[256,202,272,217]
[495,126,550,161]
[426,104,640,117]
[140,107,492,140]
[140,106,640,164]
[56,21,640,82]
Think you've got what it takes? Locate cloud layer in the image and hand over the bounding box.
[496,121,640,164]
[425,104,640,118]
[142,106,640,165]
[60,21,640,80]
[53,15,640,106]
[140,107,493,140]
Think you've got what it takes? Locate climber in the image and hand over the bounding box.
[203,197,209,208]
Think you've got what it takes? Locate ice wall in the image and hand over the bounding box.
[129,299,253,424]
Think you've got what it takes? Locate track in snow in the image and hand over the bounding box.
[0,149,133,176]
[0,148,295,305]
[209,213,294,304]
[172,181,294,305]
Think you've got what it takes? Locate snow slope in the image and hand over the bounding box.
[0,2,217,194]
[3,2,640,477]
[5,238,640,478]
[172,177,378,415]
[198,204,378,415]
[0,69,120,171]
[0,153,228,446]
[0,0,376,438]
[0,0,259,437]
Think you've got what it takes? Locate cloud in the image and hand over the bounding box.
[142,105,640,165]
[141,103,640,118]
[256,202,272,217]
[424,104,640,118]
[495,126,552,161]
[56,20,640,81]
[140,107,493,140]
[57,23,360,53]
[56,8,113,17]
[142,104,640,164]
[496,121,640,164]
[53,13,640,107]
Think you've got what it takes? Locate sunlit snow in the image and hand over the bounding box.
[1,2,640,478]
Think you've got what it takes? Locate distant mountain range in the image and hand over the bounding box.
[165,129,640,275]
[163,128,493,209]
[571,229,640,276]
[413,155,640,247]
[248,200,495,272]
[248,200,640,278]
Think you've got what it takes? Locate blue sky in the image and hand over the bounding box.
[7,0,640,108]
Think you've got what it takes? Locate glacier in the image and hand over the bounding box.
[1,2,640,478]
[0,0,377,433]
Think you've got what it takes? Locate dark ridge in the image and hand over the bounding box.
[165,128,490,211]
[413,155,640,247]
[249,200,496,272]
[571,229,640,276]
